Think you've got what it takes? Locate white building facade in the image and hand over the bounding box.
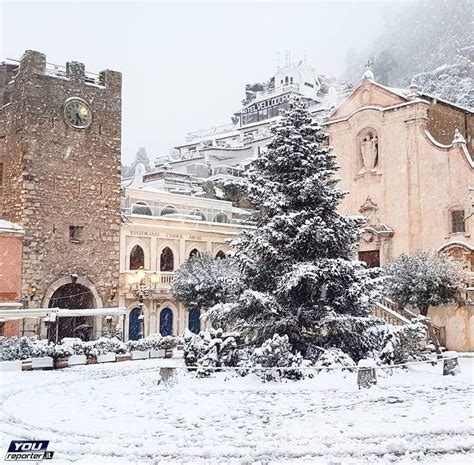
[119,168,254,340]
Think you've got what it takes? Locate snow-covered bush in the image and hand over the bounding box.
[368,318,430,365]
[0,336,53,361]
[52,338,85,359]
[159,335,177,350]
[184,328,241,376]
[384,251,465,316]
[52,343,75,359]
[126,334,177,352]
[314,347,356,372]
[126,339,148,352]
[311,315,384,362]
[249,334,306,381]
[171,253,242,311]
[84,337,126,357]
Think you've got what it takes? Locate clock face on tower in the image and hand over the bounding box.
[63,98,92,129]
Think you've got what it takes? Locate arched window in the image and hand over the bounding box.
[216,250,226,260]
[161,205,178,216]
[132,202,152,216]
[357,128,379,173]
[190,209,206,221]
[160,247,174,272]
[188,308,201,334]
[285,76,289,84]
[189,248,200,259]
[129,307,141,341]
[159,308,173,336]
[214,212,229,224]
[130,245,145,270]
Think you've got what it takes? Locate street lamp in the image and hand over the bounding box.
[127,267,159,339]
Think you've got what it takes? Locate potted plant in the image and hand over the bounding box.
[95,337,125,363]
[83,342,99,364]
[63,338,87,366]
[30,338,54,370]
[159,336,177,359]
[52,344,75,369]
[0,336,24,371]
[127,340,150,360]
[147,334,165,359]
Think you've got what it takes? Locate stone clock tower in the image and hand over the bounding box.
[0,50,122,338]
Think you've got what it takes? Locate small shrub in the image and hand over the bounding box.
[249,334,306,381]
[314,347,356,372]
[183,328,241,377]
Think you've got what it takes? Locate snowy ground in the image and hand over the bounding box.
[1,358,473,464]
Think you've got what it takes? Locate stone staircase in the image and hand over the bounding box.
[373,296,446,347]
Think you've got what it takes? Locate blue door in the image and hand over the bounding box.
[129,307,141,340]
[188,308,201,334]
[160,308,173,336]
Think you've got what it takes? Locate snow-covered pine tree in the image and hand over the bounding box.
[208,98,382,356]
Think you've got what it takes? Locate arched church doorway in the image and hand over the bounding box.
[48,283,95,341]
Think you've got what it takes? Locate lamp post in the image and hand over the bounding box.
[127,267,159,339]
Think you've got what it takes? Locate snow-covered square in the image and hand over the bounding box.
[1,358,473,464]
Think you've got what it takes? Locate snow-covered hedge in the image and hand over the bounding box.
[0,336,53,361]
[126,334,178,352]
[0,336,127,361]
[84,337,127,357]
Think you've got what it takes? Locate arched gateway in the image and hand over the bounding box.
[43,276,101,341]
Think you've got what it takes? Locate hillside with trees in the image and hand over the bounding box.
[342,0,473,108]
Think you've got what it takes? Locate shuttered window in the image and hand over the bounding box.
[451,210,465,233]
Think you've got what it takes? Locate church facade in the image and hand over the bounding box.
[325,76,473,350]
[325,76,473,272]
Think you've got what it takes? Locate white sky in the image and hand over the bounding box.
[1,0,411,163]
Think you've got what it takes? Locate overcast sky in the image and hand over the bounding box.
[1,1,410,164]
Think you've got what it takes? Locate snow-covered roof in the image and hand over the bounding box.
[419,92,474,114]
[0,219,24,235]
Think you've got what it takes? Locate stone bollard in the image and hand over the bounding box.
[357,359,377,389]
[158,367,177,386]
[443,352,460,376]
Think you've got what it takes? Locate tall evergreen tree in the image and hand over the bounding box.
[208,99,381,355]
[134,147,151,172]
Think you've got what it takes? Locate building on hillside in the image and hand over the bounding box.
[0,220,24,337]
[0,50,122,340]
[119,165,254,340]
[153,61,350,181]
[325,73,474,350]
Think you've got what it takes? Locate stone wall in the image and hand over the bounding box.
[426,99,473,151]
[0,50,122,313]
[428,304,474,352]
